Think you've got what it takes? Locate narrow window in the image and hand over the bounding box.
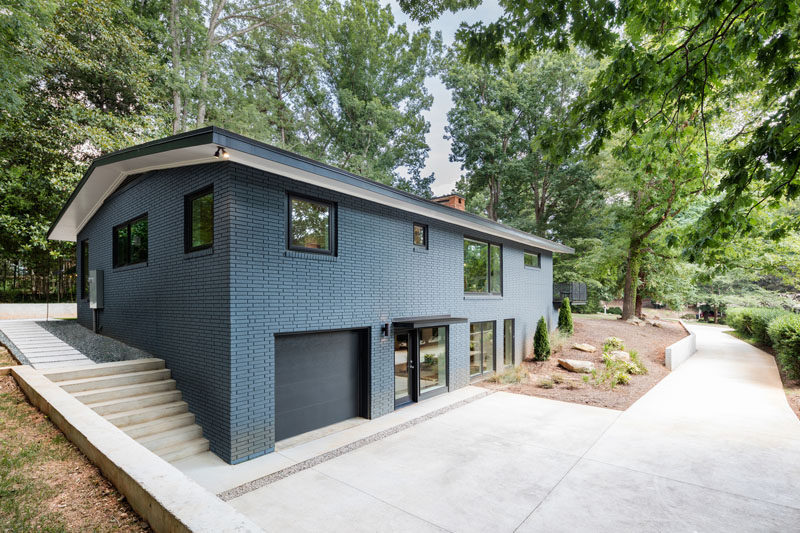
[288,194,335,254]
[504,319,514,366]
[469,321,495,376]
[464,238,502,294]
[413,222,428,248]
[80,240,89,299]
[524,251,541,268]
[185,186,214,252]
[113,214,148,268]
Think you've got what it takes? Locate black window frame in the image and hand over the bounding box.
[80,239,89,299]
[504,318,515,367]
[184,185,214,253]
[524,251,541,269]
[412,222,428,248]
[463,237,503,295]
[469,320,496,376]
[286,192,337,255]
[112,213,148,268]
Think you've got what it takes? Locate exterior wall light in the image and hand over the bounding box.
[214,147,230,160]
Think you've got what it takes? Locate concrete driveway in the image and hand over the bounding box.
[228,324,800,532]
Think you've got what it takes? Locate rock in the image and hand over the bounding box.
[573,343,597,353]
[627,318,644,327]
[558,358,595,373]
[607,350,631,362]
[647,319,663,328]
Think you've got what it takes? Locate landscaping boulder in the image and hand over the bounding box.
[573,343,597,353]
[558,358,594,373]
[647,319,663,328]
[627,318,644,327]
[608,350,631,362]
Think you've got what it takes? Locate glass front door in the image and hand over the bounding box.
[470,321,495,376]
[395,327,448,407]
[394,332,412,405]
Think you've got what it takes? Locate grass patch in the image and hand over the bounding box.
[486,365,528,384]
[0,376,150,532]
[537,377,555,389]
[0,344,18,366]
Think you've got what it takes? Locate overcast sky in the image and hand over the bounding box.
[387,1,503,195]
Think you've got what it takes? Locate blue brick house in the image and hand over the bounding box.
[48,127,573,464]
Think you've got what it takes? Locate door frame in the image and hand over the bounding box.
[394,326,449,408]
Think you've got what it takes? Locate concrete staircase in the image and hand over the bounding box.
[42,358,209,462]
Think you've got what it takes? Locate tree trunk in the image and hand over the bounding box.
[487,176,499,221]
[197,46,211,127]
[621,243,641,321]
[635,291,643,319]
[170,0,183,134]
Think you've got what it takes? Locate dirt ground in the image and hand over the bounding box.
[0,375,151,532]
[0,343,17,366]
[479,316,687,410]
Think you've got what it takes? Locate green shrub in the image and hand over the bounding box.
[533,317,551,361]
[607,306,623,315]
[728,307,790,346]
[768,314,800,379]
[751,309,789,346]
[603,337,625,352]
[558,297,574,335]
[628,351,648,375]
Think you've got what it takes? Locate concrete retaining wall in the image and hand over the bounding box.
[0,303,77,319]
[10,365,262,533]
[665,321,697,370]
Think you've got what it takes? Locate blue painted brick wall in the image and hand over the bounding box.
[77,163,233,459]
[77,160,556,463]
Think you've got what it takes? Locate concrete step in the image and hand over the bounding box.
[43,358,165,382]
[73,379,176,404]
[59,369,172,393]
[121,412,196,440]
[137,425,203,451]
[88,390,182,416]
[155,437,210,463]
[105,401,189,427]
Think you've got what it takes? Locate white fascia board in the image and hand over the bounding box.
[50,145,573,254]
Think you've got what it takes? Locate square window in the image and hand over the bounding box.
[288,194,335,254]
[185,186,214,252]
[464,238,502,294]
[524,251,541,268]
[113,214,147,268]
[413,223,428,248]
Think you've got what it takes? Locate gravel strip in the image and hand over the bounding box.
[218,389,494,501]
[37,320,152,363]
[0,330,30,365]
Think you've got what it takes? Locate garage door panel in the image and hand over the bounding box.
[275,330,364,441]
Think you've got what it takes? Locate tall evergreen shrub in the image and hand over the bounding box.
[534,316,550,361]
[558,297,573,335]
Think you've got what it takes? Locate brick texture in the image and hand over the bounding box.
[78,161,556,463]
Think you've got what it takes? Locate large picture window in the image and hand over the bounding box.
[185,186,213,252]
[288,194,335,254]
[80,240,89,299]
[469,321,495,376]
[464,238,502,294]
[113,215,148,268]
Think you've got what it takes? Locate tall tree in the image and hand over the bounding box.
[302,0,442,185]
[400,0,800,247]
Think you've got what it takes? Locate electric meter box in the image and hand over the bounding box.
[89,270,104,309]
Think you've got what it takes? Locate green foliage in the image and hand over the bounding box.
[628,351,648,376]
[729,308,790,346]
[607,307,622,316]
[558,297,573,335]
[486,365,527,384]
[533,317,550,361]
[603,337,624,352]
[768,315,800,380]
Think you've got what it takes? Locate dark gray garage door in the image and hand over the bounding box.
[275,329,366,441]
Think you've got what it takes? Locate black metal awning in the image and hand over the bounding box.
[392,315,469,329]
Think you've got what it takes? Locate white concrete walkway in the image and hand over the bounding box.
[227,323,800,532]
[0,320,95,369]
